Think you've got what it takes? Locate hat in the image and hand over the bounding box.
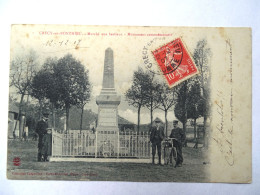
[173,120,178,124]
[154,118,161,123]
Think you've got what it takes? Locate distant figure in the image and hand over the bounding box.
[150,118,165,165]
[24,126,28,141]
[13,131,16,139]
[42,128,52,161]
[35,113,49,161]
[170,120,186,167]
[22,131,26,141]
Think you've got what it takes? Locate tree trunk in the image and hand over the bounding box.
[22,94,30,137]
[14,93,25,139]
[150,104,153,130]
[66,105,70,132]
[183,81,188,146]
[194,118,197,139]
[164,110,168,137]
[200,71,208,148]
[39,100,43,120]
[51,102,55,129]
[137,104,141,135]
[193,118,198,149]
[137,104,142,155]
[182,122,187,136]
[182,121,187,147]
[203,115,207,148]
[80,106,84,134]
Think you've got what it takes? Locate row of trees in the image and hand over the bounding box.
[10,52,91,135]
[125,68,175,137]
[125,39,211,142]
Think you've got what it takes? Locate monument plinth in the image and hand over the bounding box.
[96,48,121,156]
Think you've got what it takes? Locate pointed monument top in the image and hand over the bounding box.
[102,48,115,89]
[97,48,121,104]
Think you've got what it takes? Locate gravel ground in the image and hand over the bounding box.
[7,140,209,182]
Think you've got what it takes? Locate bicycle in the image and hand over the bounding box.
[162,138,178,166]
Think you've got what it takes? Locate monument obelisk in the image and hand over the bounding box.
[96,48,121,156]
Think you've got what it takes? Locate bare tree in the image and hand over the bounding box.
[10,50,39,138]
[144,72,161,129]
[158,82,176,137]
[125,67,150,135]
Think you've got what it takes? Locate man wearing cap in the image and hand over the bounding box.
[35,113,49,161]
[170,120,186,167]
[150,118,165,165]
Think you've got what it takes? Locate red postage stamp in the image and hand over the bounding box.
[152,38,199,87]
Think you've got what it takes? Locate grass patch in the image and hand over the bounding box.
[7,139,209,182]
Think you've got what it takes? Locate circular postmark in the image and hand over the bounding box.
[142,37,183,75]
[142,37,166,75]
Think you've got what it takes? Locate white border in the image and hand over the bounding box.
[0,0,259,194]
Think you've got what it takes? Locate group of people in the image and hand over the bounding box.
[35,113,52,162]
[150,118,185,167]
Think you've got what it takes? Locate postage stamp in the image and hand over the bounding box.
[152,38,199,87]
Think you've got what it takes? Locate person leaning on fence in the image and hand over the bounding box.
[35,113,49,162]
[169,120,186,167]
[42,128,52,161]
[150,118,165,165]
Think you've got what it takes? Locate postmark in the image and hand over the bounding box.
[142,37,167,75]
[152,38,199,88]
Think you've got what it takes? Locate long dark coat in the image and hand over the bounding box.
[41,133,52,155]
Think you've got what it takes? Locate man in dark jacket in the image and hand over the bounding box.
[35,113,49,161]
[170,120,185,167]
[42,128,52,161]
[150,118,165,165]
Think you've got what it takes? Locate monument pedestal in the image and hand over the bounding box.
[96,94,121,157]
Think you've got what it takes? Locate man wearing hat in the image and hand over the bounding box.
[150,118,165,165]
[170,120,186,167]
[35,113,49,161]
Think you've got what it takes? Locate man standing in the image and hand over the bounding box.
[150,118,165,165]
[35,113,49,161]
[170,120,185,167]
[42,128,52,161]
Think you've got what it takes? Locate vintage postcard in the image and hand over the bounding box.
[7,25,251,183]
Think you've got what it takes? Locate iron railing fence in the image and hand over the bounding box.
[52,130,151,159]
